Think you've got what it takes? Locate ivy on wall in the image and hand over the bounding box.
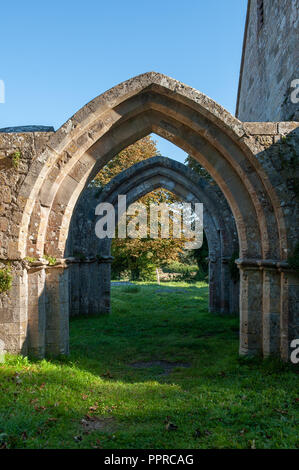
[43,255,57,266]
[0,268,12,293]
[10,150,21,169]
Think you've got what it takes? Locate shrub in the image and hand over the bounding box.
[0,268,13,293]
[10,150,21,169]
[194,266,209,282]
[163,262,198,275]
[43,255,57,266]
[24,256,38,263]
[138,263,157,282]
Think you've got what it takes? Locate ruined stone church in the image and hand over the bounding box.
[0,0,298,362]
[237,0,298,121]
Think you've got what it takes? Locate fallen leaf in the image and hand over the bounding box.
[89,405,99,412]
[34,405,46,412]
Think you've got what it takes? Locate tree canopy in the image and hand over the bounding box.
[94,136,188,280]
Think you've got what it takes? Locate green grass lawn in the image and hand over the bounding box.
[0,281,298,449]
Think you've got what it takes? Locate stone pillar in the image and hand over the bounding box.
[45,265,69,356]
[229,278,240,314]
[262,268,281,357]
[0,263,28,355]
[208,254,221,313]
[280,270,299,362]
[78,261,91,315]
[27,265,46,357]
[68,256,113,317]
[220,257,231,314]
[76,259,102,315]
[89,261,103,314]
[98,256,113,314]
[69,262,80,317]
[239,266,263,356]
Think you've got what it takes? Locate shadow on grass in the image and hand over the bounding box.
[1,283,297,449]
[65,282,240,382]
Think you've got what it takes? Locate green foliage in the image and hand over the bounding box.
[229,251,240,282]
[24,256,38,263]
[157,235,209,283]
[111,268,130,281]
[193,266,209,282]
[138,263,157,282]
[0,282,298,449]
[10,151,21,169]
[163,262,198,274]
[191,232,209,276]
[95,136,188,280]
[0,268,12,293]
[185,155,213,182]
[162,262,198,281]
[288,242,299,271]
[92,136,159,187]
[43,255,57,266]
[111,236,184,282]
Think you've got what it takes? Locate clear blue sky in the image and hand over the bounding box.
[0,0,247,163]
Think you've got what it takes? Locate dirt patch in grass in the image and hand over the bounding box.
[80,416,117,433]
[128,360,191,375]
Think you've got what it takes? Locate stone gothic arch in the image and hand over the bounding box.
[67,156,239,319]
[1,72,297,361]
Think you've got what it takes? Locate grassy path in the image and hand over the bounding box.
[0,282,298,449]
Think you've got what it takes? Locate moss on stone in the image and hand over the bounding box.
[10,151,21,169]
[43,255,57,266]
[0,268,12,293]
[24,256,38,263]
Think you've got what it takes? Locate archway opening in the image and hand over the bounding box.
[66,136,241,367]
[17,73,286,361]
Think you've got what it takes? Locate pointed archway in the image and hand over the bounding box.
[5,72,293,360]
[68,156,239,318]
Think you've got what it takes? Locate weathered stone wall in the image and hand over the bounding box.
[0,72,298,362]
[0,131,53,259]
[0,131,53,355]
[237,0,299,122]
[67,157,240,316]
[242,122,299,252]
[0,122,298,358]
